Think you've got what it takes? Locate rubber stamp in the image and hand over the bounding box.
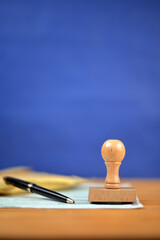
[88,139,136,203]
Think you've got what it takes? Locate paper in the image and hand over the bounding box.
[0,166,85,194]
[0,183,143,209]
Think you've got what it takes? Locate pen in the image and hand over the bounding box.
[3,176,75,204]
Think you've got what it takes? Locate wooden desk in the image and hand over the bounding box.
[0,179,160,239]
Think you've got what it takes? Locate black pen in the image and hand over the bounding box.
[3,176,75,204]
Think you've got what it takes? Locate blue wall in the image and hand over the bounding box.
[0,0,160,177]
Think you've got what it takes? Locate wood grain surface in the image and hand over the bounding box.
[0,179,160,240]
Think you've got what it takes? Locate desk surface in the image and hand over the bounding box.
[0,179,160,239]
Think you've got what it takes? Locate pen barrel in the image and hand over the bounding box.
[4,176,74,204]
[4,177,29,191]
[30,184,67,203]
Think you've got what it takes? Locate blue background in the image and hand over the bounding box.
[0,0,160,178]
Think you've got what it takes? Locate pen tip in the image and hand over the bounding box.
[66,198,75,204]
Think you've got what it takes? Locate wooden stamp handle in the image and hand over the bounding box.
[101,140,125,189]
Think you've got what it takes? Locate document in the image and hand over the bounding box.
[0,183,143,209]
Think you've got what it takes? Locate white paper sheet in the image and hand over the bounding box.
[0,183,143,209]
